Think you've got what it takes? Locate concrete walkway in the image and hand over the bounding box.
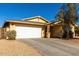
[18,38,79,56]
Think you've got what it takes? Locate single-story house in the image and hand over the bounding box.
[2,16,76,39]
[3,16,50,39]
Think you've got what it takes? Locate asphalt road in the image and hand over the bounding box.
[18,38,79,56]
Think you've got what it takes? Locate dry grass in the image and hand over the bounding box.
[0,40,40,56]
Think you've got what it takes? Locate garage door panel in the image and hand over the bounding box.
[16,26,42,39]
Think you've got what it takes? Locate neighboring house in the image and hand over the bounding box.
[2,16,76,39]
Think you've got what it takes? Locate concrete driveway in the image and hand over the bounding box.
[18,38,79,56]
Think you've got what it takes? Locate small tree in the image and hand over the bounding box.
[64,3,78,39]
[55,3,79,39]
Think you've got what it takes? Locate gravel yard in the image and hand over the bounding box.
[0,39,79,56]
[0,39,40,56]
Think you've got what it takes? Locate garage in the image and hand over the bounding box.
[3,16,48,39]
[16,26,42,39]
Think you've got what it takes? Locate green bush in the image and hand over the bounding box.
[6,30,16,40]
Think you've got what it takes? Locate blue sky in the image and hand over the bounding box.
[0,3,63,27]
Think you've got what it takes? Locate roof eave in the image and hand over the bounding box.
[4,20,47,26]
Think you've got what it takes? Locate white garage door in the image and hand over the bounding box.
[16,26,42,39]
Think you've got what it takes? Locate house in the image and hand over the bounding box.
[2,16,76,39]
[3,16,50,39]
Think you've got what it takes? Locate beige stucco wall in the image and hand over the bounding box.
[9,23,16,31]
[6,27,10,31]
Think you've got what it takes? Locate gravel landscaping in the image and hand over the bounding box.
[0,39,40,56]
[0,39,79,56]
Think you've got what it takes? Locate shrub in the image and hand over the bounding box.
[6,30,16,40]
